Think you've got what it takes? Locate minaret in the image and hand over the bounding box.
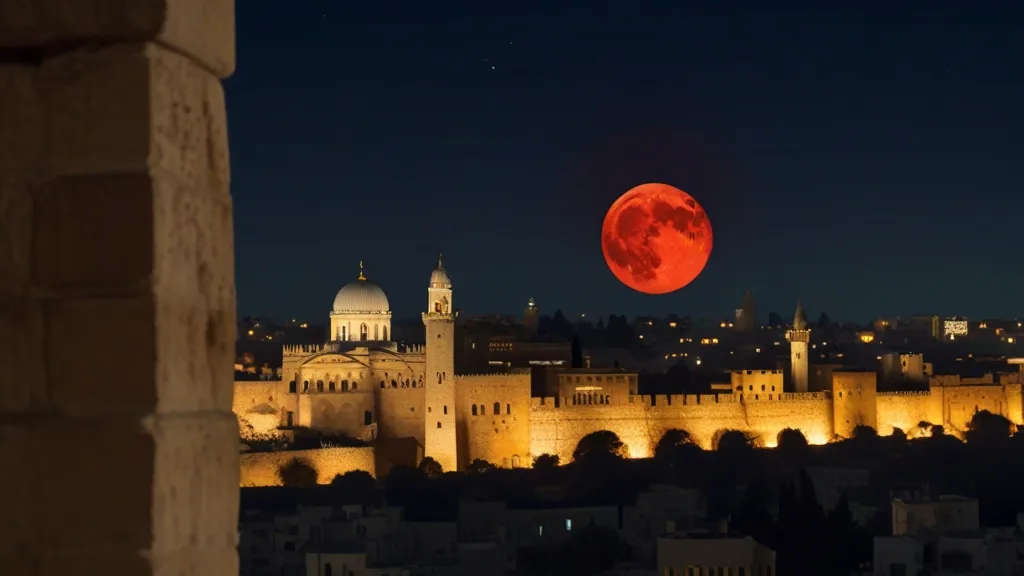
[422,254,458,471]
[524,297,539,335]
[786,299,810,392]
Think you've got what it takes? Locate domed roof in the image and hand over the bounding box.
[429,254,452,288]
[333,262,390,313]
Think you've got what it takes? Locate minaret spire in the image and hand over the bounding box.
[437,253,443,269]
[357,260,366,281]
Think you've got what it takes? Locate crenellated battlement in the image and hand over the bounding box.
[456,372,530,380]
[401,344,426,354]
[283,342,342,356]
[730,369,785,375]
[878,390,932,397]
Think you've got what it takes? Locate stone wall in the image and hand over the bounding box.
[529,392,835,463]
[240,447,376,486]
[376,386,425,445]
[456,373,532,468]
[0,1,239,572]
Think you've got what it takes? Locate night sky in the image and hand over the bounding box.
[227,1,1023,325]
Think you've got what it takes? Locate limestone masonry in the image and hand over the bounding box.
[235,259,1024,484]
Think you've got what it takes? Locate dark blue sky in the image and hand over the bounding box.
[227,1,1023,324]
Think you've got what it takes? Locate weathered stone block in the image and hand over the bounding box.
[0,297,47,412]
[0,66,44,179]
[45,297,158,416]
[40,42,230,190]
[35,418,155,549]
[0,183,35,296]
[0,425,33,551]
[0,0,235,78]
[148,413,239,552]
[33,175,153,291]
[36,175,235,415]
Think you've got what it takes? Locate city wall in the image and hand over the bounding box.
[529,392,835,463]
[239,447,376,486]
[456,373,533,469]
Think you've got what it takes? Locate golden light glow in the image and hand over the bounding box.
[669,322,677,328]
[755,348,761,353]
[247,329,254,336]
[720,321,727,328]
[1009,337,1016,344]
[859,333,875,343]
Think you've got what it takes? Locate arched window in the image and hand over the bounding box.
[303,380,309,392]
[341,326,346,340]
[316,380,324,392]
[493,402,500,415]
[391,379,397,387]
[480,404,485,415]
[341,380,349,392]
[359,323,368,341]
[364,411,372,426]
[380,381,385,389]
[472,405,478,416]
[383,327,388,341]
[436,422,442,429]
[437,372,442,385]
[512,454,520,468]
[289,381,296,393]
[328,381,335,392]
[352,382,357,390]
[506,403,511,415]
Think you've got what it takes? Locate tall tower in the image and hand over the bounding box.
[422,254,458,471]
[735,291,757,332]
[524,297,539,335]
[786,299,810,392]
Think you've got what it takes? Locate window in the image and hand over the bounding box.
[493,401,500,415]
[316,380,324,392]
[437,422,442,428]
[324,564,332,576]
[443,405,448,415]
[286,411,294,427]
[472,405,478,416]
[364,411,372,426]
[506,403,511,415]
[341,380,348,392]
[303,380,309,392]
[565,518,572,531]
[288,380,296,393]
[328,381,335,392]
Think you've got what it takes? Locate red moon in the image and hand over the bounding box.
[601,183,713,295]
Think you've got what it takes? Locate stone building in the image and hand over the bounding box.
[235,262,1024,484]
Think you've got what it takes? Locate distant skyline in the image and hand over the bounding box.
[229,2,1024,323]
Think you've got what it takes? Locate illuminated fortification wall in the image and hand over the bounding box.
[239,447,376,486]
[376,386,425,446]
[455,373,533,469]
[232,370,1024,472]
[529,391,835,463]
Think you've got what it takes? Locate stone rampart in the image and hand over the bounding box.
[239,447,376,486]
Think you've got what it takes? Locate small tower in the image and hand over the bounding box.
[422,254,458,471]
[786,299,811,392]
[524,297,539,334]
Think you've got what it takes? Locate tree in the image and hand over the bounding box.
[418,456,443,478]
[851,424,878,441]
[768,311,783,327]
[383,465,428,507]
[817,311,831,330]
[533,453,560,470]
[715,429,754,453]
[570,335,583,368]
[965,409,1015,446]
[777,428,809,452]
[278,457,318,488]
[466,458,496,475]
[654,428,699,463]
[572,430,628,462]
[330,470,377,504]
